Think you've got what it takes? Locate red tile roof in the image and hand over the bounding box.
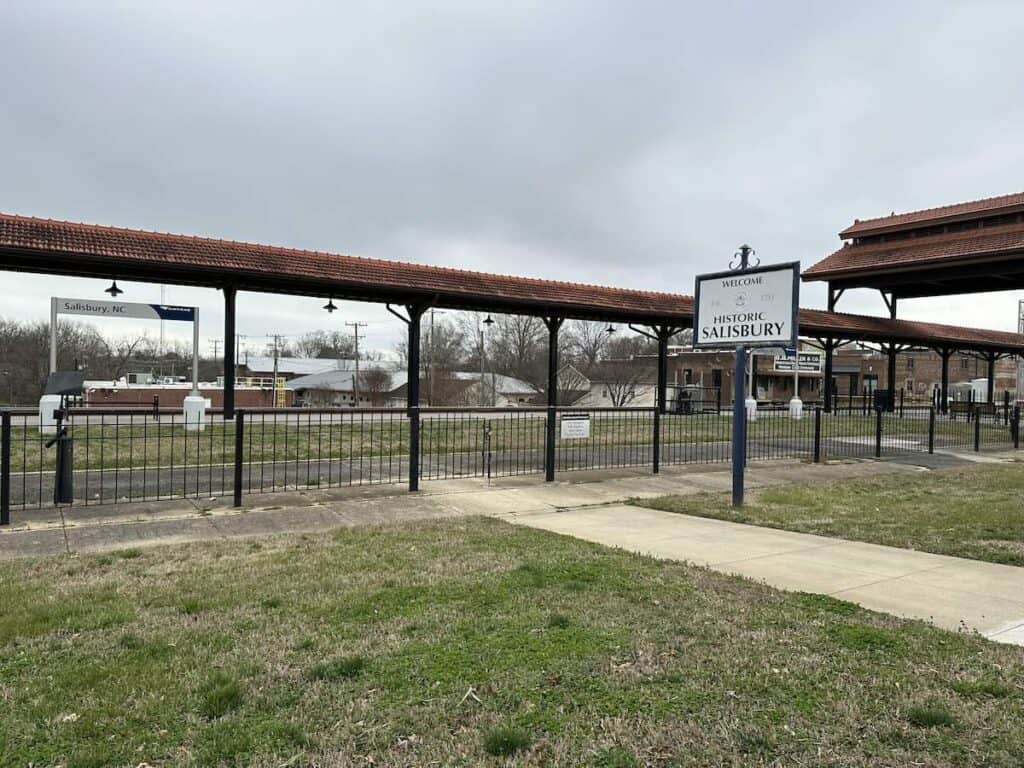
[840,191,1024,238]
[798,309,1024,350]
[804,221,1024,279]
[0,212,692,321]
[0,211,1021,351]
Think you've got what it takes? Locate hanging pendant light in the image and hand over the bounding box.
[323,298,338,313]
[606,324,616,335]
[483,314,494,326]
[105,280,123,297]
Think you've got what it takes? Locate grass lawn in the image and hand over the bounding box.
[638,463,1024,566]
[2,519,1024,766]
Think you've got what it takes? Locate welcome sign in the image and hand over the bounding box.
[693,262,799,350]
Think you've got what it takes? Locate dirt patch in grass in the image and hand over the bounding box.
[1,517,1022,766]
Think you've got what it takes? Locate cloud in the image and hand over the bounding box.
[1,0,1023,354]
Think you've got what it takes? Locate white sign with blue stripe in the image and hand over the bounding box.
[55,298,196,322]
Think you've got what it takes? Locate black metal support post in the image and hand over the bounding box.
[813,406,821,463]
[544,317,563,482]
[823,339,835,412]
[928,406,935,454]
[1,411,10,525]
[986,352,996,404]
[233,409,244,507]
[886,345,897,411]
[407,304,425,491]
[874,406,883,458]
[1013,406,1020,450]
[656,328,670,415]
[652,406,660,474]
[939,347,951,414]
[974,409,981,452]
[223,286,237,419]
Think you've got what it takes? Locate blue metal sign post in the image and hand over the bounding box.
[732,343,747,506]
[694,246,799,507]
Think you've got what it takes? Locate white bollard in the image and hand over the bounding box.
[39,394,62,434]
[789,396,803,420]
[183,394,207,432]
[745,395,758,422]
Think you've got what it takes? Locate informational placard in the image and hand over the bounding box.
[693,263,799,350]
[54,297,195,322]
[560,413,591,439]
[773,350,822,374]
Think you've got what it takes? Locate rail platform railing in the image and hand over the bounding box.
[1,402,1019,523]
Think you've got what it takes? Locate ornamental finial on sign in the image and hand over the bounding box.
[729,244,759,271]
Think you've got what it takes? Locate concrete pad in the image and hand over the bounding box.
[62,499,200,525]
[987,621,1024,644]
[65,517,219,553]
[437,489,544,516]
[901,560,1024,605]
[240,491,317,510]
[719,553,885,594]
[773,539,957,579]
[0,528,68,558]
[209,507,341,537]
[831,577,1024,636]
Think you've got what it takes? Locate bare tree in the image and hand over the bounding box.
[565,320,610,372]
[488,314,546,388]
[394,315,466,373]
[99,333,153,381]
[557,364,590,405]
[596,359,652,407]
[358,367,393,405]
[293,330,357,359]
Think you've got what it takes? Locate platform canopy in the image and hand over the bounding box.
[1,211,1023,354]
[803,191,1024,298]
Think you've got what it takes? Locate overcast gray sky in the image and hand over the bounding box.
[2,1,1023,357]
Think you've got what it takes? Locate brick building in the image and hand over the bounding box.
[830,347,1017,402]
[83,383,289,409]
[653,345,1017,406]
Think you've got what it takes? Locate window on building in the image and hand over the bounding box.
[960,357,970,370]
[906,357,915,370]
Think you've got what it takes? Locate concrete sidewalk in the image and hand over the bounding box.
[0,456,937,558]
[508,503,1024,646]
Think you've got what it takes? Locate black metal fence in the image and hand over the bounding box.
[1,402,1020,523]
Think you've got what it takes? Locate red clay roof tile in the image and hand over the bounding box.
[0,211,1021,351]
[804,221,1024,279]
[840,191,1024,238]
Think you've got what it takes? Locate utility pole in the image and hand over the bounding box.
[429,309,445,406]
[159,285,166,353]
[209,339,221,368]
[345,322,368,405]
[268,334,285,407]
